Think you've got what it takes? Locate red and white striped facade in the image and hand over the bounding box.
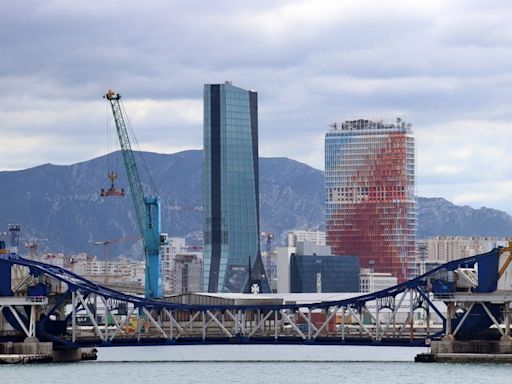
[325,119,417,282]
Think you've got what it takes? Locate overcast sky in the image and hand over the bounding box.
[1,0,512,213]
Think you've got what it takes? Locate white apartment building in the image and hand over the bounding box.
[161,235,188,279]
[40,253,66,267]
[170,253,203,294]
[287,230,326,247]
[359,269,397,293]
[160,235,203,293]
[426,236,510,263]
[80,256,145,285]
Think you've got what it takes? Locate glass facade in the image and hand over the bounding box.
[325,119,417,282]
[203,83,269,293]
[290,255,360,293]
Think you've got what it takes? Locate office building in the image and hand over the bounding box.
[203,82,269,293]
[276,240,354,293]
[276,245,296,294]
[290,254,359,293]
[325,118,416,282]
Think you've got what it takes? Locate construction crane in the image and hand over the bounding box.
[23,237,48,261]
[103,89,163,298]
[24,242,38,260]
[92,235,140,285]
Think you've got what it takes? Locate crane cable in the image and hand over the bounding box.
[105,98,119,178]
[106,99,111,177]
[119,99,158,196]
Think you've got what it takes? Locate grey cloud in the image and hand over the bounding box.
[1,0,512,211]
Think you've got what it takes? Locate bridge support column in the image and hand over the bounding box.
[201,311,206,340]
[409,289,414,341]
[274,310,278,340]
[442,302,455,341]
[307,310,311,340]
[340,306,345,341]
[375,305,380,341]
[502,302,511,342]
[426,307,430,338]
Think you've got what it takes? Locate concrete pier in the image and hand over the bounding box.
[53,348,97,363]
[416,340,512,363]
[0,340,53,364]
[0,341,97,364]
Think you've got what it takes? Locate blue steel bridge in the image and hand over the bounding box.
[0,247,512,350]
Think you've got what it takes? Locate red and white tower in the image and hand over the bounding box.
[325,118,417,282]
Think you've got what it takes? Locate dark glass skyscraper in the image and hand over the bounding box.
[203,82,269,293]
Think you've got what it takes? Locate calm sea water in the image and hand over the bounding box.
[2,345,510,384]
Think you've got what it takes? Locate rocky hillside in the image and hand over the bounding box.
[0,150,510,256]
[0,150,323,256]
[417,197,512,238]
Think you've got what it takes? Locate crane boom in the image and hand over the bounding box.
[104,89,162,298]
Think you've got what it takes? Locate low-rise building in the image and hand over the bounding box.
[290,254,359,293]
[277,240,358,293]
[276,246,296,294]
[359,269,398,293]
[40,253,66,268]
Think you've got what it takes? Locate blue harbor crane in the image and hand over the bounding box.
[102,89,162,298]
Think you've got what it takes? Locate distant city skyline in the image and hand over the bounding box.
[1,1,511,214]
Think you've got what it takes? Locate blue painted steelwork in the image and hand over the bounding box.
[104,90,162,298]
[0,248,507,347]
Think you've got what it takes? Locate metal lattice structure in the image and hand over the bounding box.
[104,90,162,298]
[0,248,511,347]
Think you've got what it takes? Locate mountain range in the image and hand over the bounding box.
[1,150,511,257]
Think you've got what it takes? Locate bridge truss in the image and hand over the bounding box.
[0,248,510,348]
